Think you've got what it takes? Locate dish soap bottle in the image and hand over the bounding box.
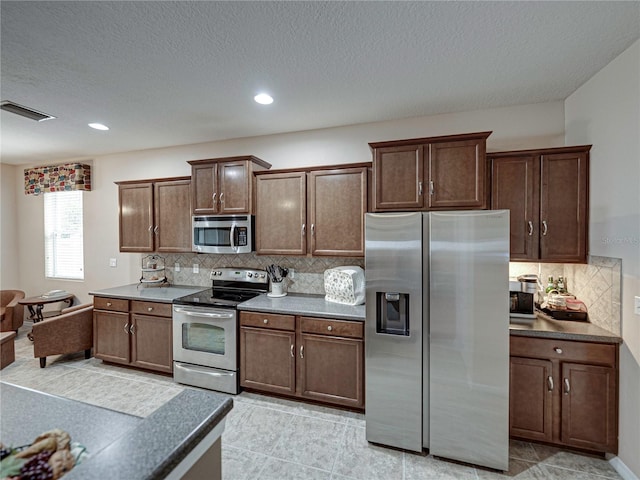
[545,276,556,293]
[557,276,566,294]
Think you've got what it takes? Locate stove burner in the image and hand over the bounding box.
[173,267,268,308]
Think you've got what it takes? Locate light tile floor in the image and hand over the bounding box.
[1,325,622,480]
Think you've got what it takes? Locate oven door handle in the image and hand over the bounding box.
[173,307,235,319]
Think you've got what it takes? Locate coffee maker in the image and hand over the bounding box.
[509,275,537,319]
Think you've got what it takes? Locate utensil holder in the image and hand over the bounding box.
[271,281,285,296]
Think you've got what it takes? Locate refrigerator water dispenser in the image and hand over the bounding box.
[376,292,410,335]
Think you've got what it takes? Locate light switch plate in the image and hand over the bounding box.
[193,264,199,274]
[634,296,640,316]
[175,263,180,272]
[109,258,117,267]
[289,268,295,279]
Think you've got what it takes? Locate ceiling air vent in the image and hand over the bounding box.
[0,101,56,121]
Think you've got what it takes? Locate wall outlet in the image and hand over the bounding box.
[193,264,199,274]
[289,268,295,279]
[174,262,180,272]
[634,296,640,316]
[109,258,117,267]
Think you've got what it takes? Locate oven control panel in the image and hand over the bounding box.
[210,268,268,283]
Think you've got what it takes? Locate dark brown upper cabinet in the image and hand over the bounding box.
[490,145,590,263]
[188,156,271,215]
[369,131,491,211]
[255,164,368,257]
[116,177,191,253]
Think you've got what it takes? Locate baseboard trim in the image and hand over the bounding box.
[610,456,639,480]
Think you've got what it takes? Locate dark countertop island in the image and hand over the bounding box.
[0,382,232,480]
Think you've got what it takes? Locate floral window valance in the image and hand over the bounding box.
[24,163,91,195]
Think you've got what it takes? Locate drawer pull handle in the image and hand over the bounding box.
[107,302,112,307]
[263,319,268,324]
[547,376,554,392]
[290,344,294,357]
[327,325,333,331]
[564,378,570,395]
[300,345,304,359]
[148,307,153,312]
[554,347,563,354]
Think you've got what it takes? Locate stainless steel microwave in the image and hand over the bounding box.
[192,215,254,254]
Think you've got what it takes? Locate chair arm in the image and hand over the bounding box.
[60,303,93,315]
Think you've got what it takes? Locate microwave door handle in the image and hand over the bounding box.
[230,224,236,250]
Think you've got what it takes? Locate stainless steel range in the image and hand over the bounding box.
[172,267,268,394]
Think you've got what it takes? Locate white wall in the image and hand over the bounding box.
[9,101,565,304]
[0,164,19,290]
[565,39,640,478]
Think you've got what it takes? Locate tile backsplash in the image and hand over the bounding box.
[509,256,622,335]
[153,252,620,335]
[159,252,365,295]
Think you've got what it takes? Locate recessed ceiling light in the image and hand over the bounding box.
[88,123,109,131]
[254,93,273,105]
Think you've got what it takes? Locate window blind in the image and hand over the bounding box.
[44,191,84,280]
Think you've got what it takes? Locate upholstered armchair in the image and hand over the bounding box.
[0,290,25,332]
[31,303,93,368]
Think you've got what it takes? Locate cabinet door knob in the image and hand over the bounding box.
[554,347,563,354]
[263,318,268,324]
[107,302,112,307]
[327,325,333,331]
[148,307,153,312]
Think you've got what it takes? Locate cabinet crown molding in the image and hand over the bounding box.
[368,131,492,150]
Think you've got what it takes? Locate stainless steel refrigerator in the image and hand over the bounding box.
[364,211,509,471]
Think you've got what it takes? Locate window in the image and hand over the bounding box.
[44,191,84,280]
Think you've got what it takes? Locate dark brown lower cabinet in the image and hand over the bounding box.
[510,336,618,454]
[130,314,173,374]
[509,357,553,443]
[240,326,296,396]
[93,297,173,374]
[239,311,364,409]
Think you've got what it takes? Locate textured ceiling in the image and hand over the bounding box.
[1,1,639,165]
